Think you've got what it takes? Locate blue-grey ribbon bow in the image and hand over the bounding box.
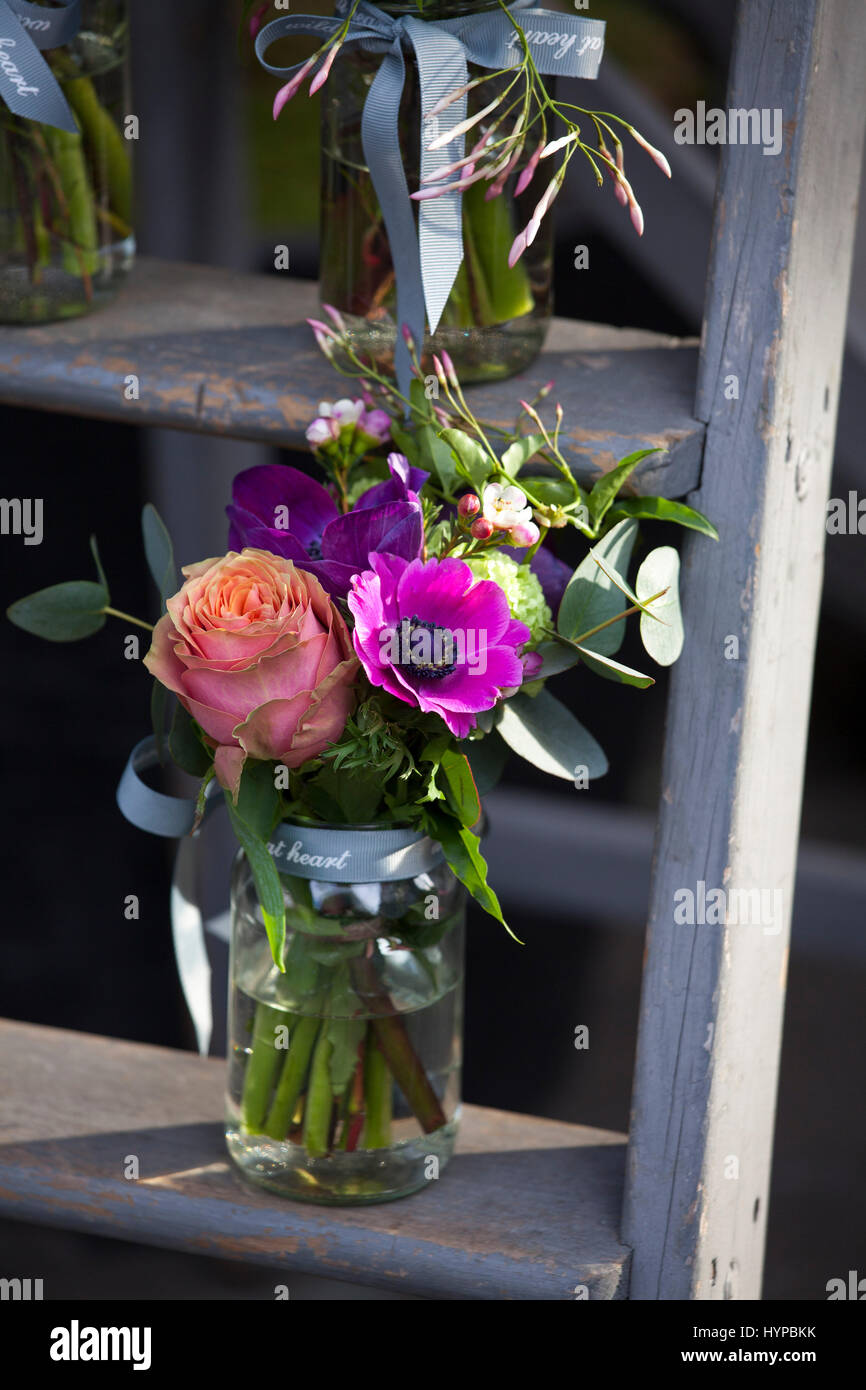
[0,0,81,132]
[256,1,605,393]
[117,736,445,1055]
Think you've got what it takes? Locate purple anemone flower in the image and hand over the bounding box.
[227,455,428,599]
[348,553,531,739]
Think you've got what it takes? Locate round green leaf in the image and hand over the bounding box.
[7,580,108,642]
[498,689,608,780]
[636,546,684,666]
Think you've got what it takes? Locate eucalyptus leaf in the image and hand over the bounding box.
[497,689,608,781]
[587,449,660,528]
[575,646,655,688]
[7,580,107,642]
[533,639,581,680]
[142,503,178,610]
[636,546,684,666]
[557,518,638,655]
[606,496,719,540]
[89,535,109,594]
[500,433,546,476]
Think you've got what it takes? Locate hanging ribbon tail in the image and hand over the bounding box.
[0,0,82,132]
[362,35,425,401]
[116,736,221,1056]
[404,17,468,337]
[171,837,213,1058]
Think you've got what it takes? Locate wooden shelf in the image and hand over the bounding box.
[0,1018,630,1301]
[0,258,704,497]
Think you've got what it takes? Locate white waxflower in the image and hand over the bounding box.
[482,482,533,531]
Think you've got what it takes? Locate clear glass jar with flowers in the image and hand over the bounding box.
[7,320,715,1204]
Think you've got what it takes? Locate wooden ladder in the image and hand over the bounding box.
[0,0,863,1301]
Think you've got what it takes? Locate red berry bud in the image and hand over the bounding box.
[458,493,480,519]
[470,518,494,540]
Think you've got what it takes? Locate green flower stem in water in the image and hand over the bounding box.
[351,953,447,1135]
[241,1002,286,1132]
[63,75,132,227]
[263,1014,320,1140]
[362,1033,393,1149]
[303,1028,335,1158]
[461,178,534,324]
[42,126,99,278]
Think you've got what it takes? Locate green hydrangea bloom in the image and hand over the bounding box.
[466,550,551,646]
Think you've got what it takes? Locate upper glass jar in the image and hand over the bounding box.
[226,829,466,1205]
[0,0,134,323]
[319,0,553,382]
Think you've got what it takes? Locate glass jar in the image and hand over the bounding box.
[319,0,552,382]
[226,827,465,1205]
[0,0,134,323]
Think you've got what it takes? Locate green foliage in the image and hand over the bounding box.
[557,517,638,655]
[636,546,684,665]
[169,702,213,778]
[440,428,493,491]
[7,579,108,641]
[586,449,660,531]
[497,688,608,781]
[606,495,719,540]
[225,792,286,972]
[141,503,178,610]
[500,433,547,476]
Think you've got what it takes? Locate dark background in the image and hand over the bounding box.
[1,0,864,1301]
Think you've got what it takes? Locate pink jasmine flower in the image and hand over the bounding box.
[483,482,533,531]
[509,520,541,547]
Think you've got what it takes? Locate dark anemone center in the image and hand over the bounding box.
[395,615,456,680]
[305,538,324,561]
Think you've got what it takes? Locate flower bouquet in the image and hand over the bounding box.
[7,326,715,1204]
[252,0,670,385]
[0,0,134,323]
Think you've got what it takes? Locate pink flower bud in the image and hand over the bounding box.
[630,199,645,237]
[432,354,447,386]
[309,41,340,96]
[322,303,346,333]
[630,128,672,179]
[508,230,528,269]
[510,521,540,547]
[401,323,416,353]
[515,141,543,197]
[538,380,555,398]
[458,494,481,519]
[440,350,458,386]
[470,518,494,541]
[521,650,543,681]
[273,56,317,119]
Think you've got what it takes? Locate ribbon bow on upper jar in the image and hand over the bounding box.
[0,0,82,131]
[256,0,605,392]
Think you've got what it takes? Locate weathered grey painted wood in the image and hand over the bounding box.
[0,259,704,496]
[0,1019,630,1301]
[622,0,866,1299]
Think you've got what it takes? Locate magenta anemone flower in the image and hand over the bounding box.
[348,553,531,739]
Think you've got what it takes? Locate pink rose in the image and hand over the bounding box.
[144,549,358,797]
